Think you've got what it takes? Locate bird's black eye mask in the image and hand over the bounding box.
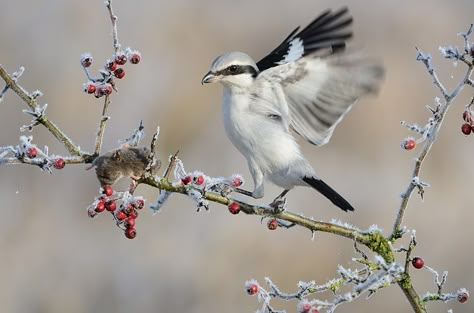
[215,65,258,77]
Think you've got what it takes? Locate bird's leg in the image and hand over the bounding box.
[269,189,289,212]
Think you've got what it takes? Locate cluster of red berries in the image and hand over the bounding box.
[461,109,474,135]
[181,173,205,186]
[88,185,144,239]
[81,48,141,98]
[24,146,65,169]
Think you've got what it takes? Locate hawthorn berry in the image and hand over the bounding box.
[246,284,258,295]
[129,210,138,219]
[101,83,113,96]
[181,175,192,185]
[53,157,65,169]
[114,68,125,79]
[267,219,278,230]
[80,53,93,68]
[115,210,127,221]
[194,174,205,185]
[134,199,144,210]
[84,81,96,94]
[228,202,240,215]
[462,123,472,135]
[123,203,134,216]
[457,291,469,303]
[231,176,243,187]
[401,138,416,150]
[115,52,127,65]
[124,227,137,239]
[129,52,141,64]
[463,110,472,123]
[105,200,116,212]
[95,201,105,213]
[26,147,37,158]
[103,185,113,197]
[311,309,319,313]
[298,302,312,313]
[124,216,136,229]
[106,59,117,71]
[412,257,424,269]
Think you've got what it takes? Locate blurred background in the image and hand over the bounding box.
[1,0,473,312]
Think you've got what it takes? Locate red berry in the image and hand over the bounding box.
[124,216,136,229]
[299,303,312,313]
[462,123,472,135]
[84,81,96,94]
[129,53,141,64]
[123,203,134,215]
[115,53,127,65]
[106,59,117,71]
[26,147,37,158]
[124,227,137,239]
[402,138,416,150]
[311,309,319,313]
[231,176,243,187]
[135,199,144,210]
[88,209,97,218]
[80,53,93,68]
[267,219,278,230]
[129,210,138,219]
[228,202,241,214]
[246,284,258,295]
[194,174,205,185]
[463,111,472,123]
[115,210,127,221]
[114,68,125,79]
[95,201,105,213]
[102,83,113,95]
[53,157,65,169]
[105,200,116,212]
[412,257,424,269]
[181,175,192,185]
[102,185,113,197]
[457,291,469,303]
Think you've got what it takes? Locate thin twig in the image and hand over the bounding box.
[94,95,111,155]
[105,0,120,53]
[0,65,84,157]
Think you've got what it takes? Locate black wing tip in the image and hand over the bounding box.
[303,176,355,212]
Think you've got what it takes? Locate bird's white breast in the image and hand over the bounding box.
[221,85,304,179]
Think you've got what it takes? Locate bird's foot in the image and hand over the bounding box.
[269,197,287,213]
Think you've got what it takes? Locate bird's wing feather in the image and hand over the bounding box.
[256,7,352,72]
[259,51,384,145]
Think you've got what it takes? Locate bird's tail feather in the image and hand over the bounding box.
[302,176,354,212]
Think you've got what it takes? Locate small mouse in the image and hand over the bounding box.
[88,146,161,186]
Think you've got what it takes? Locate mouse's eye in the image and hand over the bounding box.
[228,65,238,74]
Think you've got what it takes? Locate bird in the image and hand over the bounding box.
[201,7,383,212]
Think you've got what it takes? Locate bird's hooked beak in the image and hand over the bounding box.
[201,71,218,85]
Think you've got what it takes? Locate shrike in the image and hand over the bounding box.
[202,7,383,212]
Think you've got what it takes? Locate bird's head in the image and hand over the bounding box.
[202,51,259,88]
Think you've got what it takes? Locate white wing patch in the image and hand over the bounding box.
[277,38,304,65]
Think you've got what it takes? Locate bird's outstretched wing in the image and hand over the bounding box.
[256,7,352,72]
[257,8,384,146]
